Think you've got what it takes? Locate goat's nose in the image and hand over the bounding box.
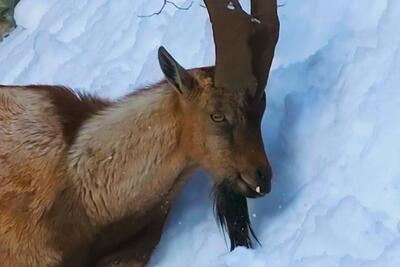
[256,166,272,194]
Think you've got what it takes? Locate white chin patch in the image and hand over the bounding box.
[256,186,261,193]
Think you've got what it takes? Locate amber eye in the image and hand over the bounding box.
[210,113,226,123]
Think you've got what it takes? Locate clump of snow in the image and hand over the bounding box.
[1,0,399,266]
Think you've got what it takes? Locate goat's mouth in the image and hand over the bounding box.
[235,174,268,199]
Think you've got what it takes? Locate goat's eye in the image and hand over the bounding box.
[210,113,226,123]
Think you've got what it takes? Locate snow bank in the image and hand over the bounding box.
[0,0,399,266]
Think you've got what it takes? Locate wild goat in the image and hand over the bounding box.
[0,0,279,266]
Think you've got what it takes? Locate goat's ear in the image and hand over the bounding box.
[158,46,195,95]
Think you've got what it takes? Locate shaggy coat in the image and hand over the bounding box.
[0,0,280,264]
[0,82,196,266]
[0,47,271,266]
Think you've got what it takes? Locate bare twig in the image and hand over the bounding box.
[138,0,285,19]
[138,0,194,18]
[167,0,193,10]
[199,1,286,9]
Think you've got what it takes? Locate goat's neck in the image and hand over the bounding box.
[68,85,193,227]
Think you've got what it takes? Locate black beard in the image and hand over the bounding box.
[213,182,260,251]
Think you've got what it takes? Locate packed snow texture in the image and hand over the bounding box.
[0,0,399,266]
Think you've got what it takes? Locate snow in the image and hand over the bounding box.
[1,0,400,266]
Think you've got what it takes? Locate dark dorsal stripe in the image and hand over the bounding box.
[29,85,113,146]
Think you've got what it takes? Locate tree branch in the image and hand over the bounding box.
[199,1,286,9]
[138,0,194,18]
[138,1,285,19]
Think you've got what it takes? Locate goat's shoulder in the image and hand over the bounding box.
[0,85,113,145]
[30,85,113,146]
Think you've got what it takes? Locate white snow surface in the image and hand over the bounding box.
[1,0,400,266]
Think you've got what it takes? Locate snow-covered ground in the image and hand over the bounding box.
[1,0,399,266]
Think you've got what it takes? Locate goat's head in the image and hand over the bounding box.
[158,56,270,198]
[158,0,279,249]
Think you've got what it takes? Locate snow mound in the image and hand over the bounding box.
[0,0,399,266]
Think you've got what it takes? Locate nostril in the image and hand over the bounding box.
[254,166,272,195]
[257,168,265,180]
[257,168,270,180]
[256,169,265,193]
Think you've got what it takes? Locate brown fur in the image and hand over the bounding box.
[36,86,113,145]
[0,65,270,266]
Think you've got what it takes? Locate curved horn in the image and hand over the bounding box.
[251,0,280,97]
[204,0,279,96]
